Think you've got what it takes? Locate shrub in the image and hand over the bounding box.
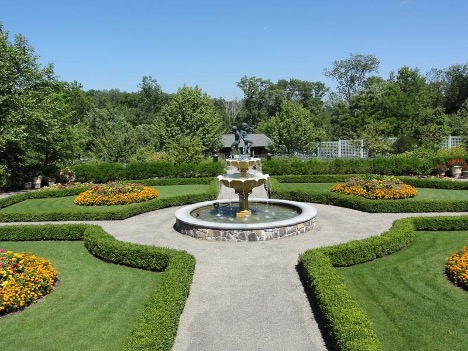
[0,249,59,315]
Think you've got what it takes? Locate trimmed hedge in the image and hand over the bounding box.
[399,176,468,190]
[0,224,195,351]
[273,174,358,183]
[263,156,467,176]
[299,215,468,351]
[72,161,224,183]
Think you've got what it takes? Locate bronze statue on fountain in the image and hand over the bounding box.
[230,122,253,159]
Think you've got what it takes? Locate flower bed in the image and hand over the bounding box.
[0,249,58,315]
[330,175,417,200]
[74,182,159,206]
[445,246,468,290]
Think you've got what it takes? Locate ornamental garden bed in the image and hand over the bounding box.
[0,224,195,351]
[0,241,160,350]
[299,215,468,351]
[0,184,215,222]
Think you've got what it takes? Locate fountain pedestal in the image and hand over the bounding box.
[236,192,252,218]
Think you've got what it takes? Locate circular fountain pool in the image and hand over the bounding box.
[175,199,317,242]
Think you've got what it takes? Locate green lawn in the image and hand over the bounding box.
[0,184,209,214]
[0,241,161,351]
[339,231,468,351]
[277,182,468,201]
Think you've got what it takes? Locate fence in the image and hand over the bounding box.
[276,136,464,159]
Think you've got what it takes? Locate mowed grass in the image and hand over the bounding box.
[339,231,468,351]
[0,241,161,351]
[276,182,468,201]
[0,184,209,214]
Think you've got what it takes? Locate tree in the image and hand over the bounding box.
[324,53,380,103]
[257,100,324,155]
[222,97,243,126]
[134,76,168,125]
[441,64,468,114]
[160,86,223,153]
[274,78,329,114]
[236,76,273,126]
[0,23,82,186]
[88,107,138,162]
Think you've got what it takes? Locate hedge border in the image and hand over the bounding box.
[0,223,194,351]
[299,215,468,351]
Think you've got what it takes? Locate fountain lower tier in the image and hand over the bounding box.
[174,199,317,242]
[217,175,269,218]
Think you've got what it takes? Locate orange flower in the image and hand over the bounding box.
[74,182,159,206]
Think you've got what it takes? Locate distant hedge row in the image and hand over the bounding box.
[299,215,468,351]
[0,224,195,351]
[71,161,225,183]
[262,156,466,176]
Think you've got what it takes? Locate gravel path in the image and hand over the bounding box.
[92,204,465,351]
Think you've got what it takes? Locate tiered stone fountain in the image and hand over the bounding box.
[175,155,317,242]
[217,157,269,218]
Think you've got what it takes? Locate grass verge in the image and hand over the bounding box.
[339,230,468,351]
[0,241,161,351]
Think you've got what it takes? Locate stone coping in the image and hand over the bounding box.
[174,198,317,231]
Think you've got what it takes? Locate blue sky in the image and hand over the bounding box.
[2,0,467,98]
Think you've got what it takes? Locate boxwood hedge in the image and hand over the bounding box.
[0,223,195,351]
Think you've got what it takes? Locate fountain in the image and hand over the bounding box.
[174,123,317,241]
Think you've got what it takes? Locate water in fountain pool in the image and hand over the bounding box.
[191,202,301,224]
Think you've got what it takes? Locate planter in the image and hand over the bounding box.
[24,182,33,190]
[450,166,462,179]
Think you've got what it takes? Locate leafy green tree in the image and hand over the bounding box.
[274,78,329,115]
[361,120,394,156]
[134,76,169,126]
[165,136,205,164]
[0,23,82,185]
[442,64,468,114]
[160,86,223,153]
[236,76,273,126]
[89,107,138,162]
[258,100,325,154]
[324,53,380,103]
